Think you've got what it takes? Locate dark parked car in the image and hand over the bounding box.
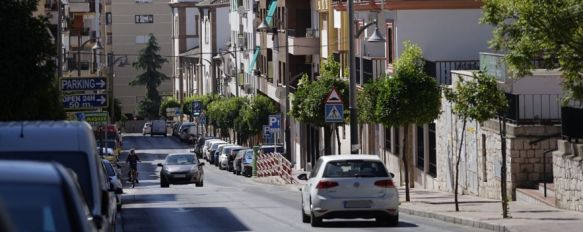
[194,136,216,158]
[233,149,253,175]
[158,153,204,188]
[0,161,96,232]
[172,122,183,137]
[260,144,284,154]
[227,147,248,172]
[0,121,117,232]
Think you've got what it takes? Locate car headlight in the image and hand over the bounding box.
[189,166,198,173]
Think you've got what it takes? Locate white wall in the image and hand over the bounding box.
[394,9,493,61]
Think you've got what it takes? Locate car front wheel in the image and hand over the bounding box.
[160,174,169,188]
[301,200,310,223]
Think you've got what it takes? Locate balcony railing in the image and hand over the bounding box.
[504,93,562,125]
[424,60,480,85]
[66,58,90,71]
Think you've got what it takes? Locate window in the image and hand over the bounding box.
[323,160,389,178]
[384,126,392,152]
[194,15,199,36]
[107,33,112,44]
[386,21,394,65]
[106,12,112,25]
[417,126,424,170]
[310,159,323,178]
[135,15,153,24]
[135,35,151,44]
[428,123,437,177]
[205,20,210,44]
[394,127,400,156]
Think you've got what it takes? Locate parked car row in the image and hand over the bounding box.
[0,121,123,232]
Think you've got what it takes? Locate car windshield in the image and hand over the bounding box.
[322,160,388,178]
[166,155,196,165]
[103,162,116,176]
[0,184,71,232]
[0,152,93,208]
[210,143,224,150]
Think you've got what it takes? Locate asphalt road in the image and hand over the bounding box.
[118,134,487,232]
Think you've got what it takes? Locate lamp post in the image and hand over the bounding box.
[348,0,385,154]
[107,54,128,124]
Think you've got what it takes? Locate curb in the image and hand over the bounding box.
[399,206,512,232]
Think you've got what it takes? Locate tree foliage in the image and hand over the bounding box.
[207,97,248,131]
[363,41,441,202]
[239,95,279,135]
[444,71,507,212]
[481,0,583,102]
[290,60,349,127]
[357,79,383,124]
[183,94,220,116]
[0,0,65,120]
[131,34,169,118]
[159,96,180,118]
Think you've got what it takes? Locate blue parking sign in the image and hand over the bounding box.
[263,125,272,139]
[268,115,280,130]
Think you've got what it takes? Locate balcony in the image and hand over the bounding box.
[69,0,95,13]
[258,76,283,102]
[355,56,386,85]
[425,60,480,85]
[287,29,319,56]
[480,53,549,83]
[504,93,562,125]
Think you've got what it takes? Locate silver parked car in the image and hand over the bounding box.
[158,153,204,188]
[102,160,123,211]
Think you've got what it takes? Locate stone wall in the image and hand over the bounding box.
[436,96,560,200]
[553,140,583,212]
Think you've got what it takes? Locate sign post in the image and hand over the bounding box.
[324,87,346,152]
[268,115,280,144]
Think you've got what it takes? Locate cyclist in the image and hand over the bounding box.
[126,148,141,183]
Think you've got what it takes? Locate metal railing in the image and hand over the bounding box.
[424,60,480,85]
[505,93,562,125]
[256,152,298,184]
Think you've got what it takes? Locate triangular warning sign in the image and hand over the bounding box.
[327,105,342,120]
[325,87,343,103]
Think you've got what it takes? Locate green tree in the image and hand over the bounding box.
[290,60,349,153]
[357,79,383,124]
[207,97,248,142]
[481,0,583,102]
[159,96,180,118]
[0,0,65,120]
[236,95,279,144]
[130,34,169,119]
[375,42,441,202]
[444,71,508,213]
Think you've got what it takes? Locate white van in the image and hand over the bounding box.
[151,120,167,136]
[0,121,117,231]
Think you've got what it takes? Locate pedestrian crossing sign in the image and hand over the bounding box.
[325,104,344,123]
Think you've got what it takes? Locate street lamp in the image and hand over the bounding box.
[108,54,129,124]
[357,20,385,85]
[348,1,386,154]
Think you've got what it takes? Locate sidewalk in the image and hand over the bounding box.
[398,188,583,232]
[254,174,583,231]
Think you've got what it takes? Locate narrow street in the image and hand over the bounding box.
[118,134,486,232]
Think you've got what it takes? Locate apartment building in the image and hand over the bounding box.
[111,0,174,115]
[170,0,202,104]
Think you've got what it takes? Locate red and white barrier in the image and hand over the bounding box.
[256,152,297,184]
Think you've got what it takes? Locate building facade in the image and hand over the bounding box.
[111,0,174,115]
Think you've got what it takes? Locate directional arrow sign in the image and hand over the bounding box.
[63,94,108,110]
[61,77,107,91]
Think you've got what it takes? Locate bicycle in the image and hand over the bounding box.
[129,168,138,188]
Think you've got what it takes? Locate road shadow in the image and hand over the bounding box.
[122,193,177,205]
[122,207,250,232]
[319,219,418,228]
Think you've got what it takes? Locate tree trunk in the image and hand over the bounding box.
[499,115,510,218]
[324,126,332,155]
[403,125,411,202]
[335,125,341,153]
[455,118,467,212]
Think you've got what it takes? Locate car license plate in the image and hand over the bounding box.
[344,200,372,208]
[174,174,186,178]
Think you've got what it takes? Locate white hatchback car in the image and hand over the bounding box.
[298,155,399,227]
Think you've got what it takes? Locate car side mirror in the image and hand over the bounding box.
[389,172,395,178]
[157,163,163,167]
[297,173,308,181]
